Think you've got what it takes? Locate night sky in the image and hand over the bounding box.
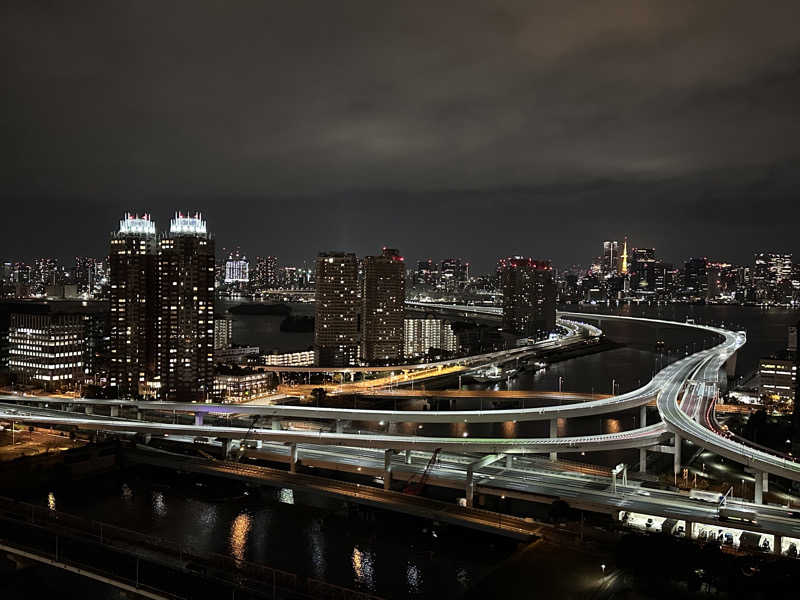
[3,1,800,271]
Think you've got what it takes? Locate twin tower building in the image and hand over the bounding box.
[109,212,214,401]
[314,248,406,367]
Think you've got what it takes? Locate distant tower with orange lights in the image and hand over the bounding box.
[621,237,629,275]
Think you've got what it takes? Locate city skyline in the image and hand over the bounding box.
[3,2,800,593]
[2,208,799,276]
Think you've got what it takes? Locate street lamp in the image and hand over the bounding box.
[601,564,606,576]
[558,376,564,393]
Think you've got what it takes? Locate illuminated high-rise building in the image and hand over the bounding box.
[630,247,657,291]
[439,258,469,290]
[254,256,279,289]
[214,314,232,350]
[109,213,158,398]
[499,257,556,338]
[361,248,405,364]
[404,318,457,359]
[157,212,215,401]
[414,259,437,286]
[224,249,249,283]
[314,252,360,367]
[683,257,708,299]
[753,252,793,302]
[602,241,620,274]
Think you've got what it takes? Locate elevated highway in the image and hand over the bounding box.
[660,328,800,483]
[0,315,740,454]
[2,312,799,498]
[0,407,669,454]
[4,310,800,552]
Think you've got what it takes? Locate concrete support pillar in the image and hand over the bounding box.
[135,409,143,421]
[194,412,204,426]
[505,455,513,469]
[110,406,119,418]
[405,449,412,464]
[384,450,394,491]
[335,420,343,434]
[684,520,694,539]
[754,471,764,504]
[63,403,73,412]
[220,438,232,460]
[271,417,281,430]
[762,471,769,494]
[639,448,647,473]
[549,418,558,462]
[466,468,475,507]
[85,405,93,415]
[289,443,298,473]
[673,434,682,475]
[639,405,647,428]
[464,454,503,506]
[774,535,782,555]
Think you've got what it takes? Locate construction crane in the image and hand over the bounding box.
[235,416,260,462]
[403,449,441,495]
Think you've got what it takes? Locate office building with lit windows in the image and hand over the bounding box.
[109,213,158,397]
[759,358,797,405]
[314,252,360,367]
[499,257,556,339]
[213,367,276,403]
[7,301,108,391]
[262,350,315,367]
[157,213,215,401]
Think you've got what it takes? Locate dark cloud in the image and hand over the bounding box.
[2,1,800,269]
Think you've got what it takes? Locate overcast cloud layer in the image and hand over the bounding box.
[2,1,800,270]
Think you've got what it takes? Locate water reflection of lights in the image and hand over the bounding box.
[152,491,167,517]
[47,492,56,511]
[351,546,376,590]
[230,512,252,562]
[279,488,294,504]
[407,561,422,593]
[198,503,218,528]
[309,519,326,578]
